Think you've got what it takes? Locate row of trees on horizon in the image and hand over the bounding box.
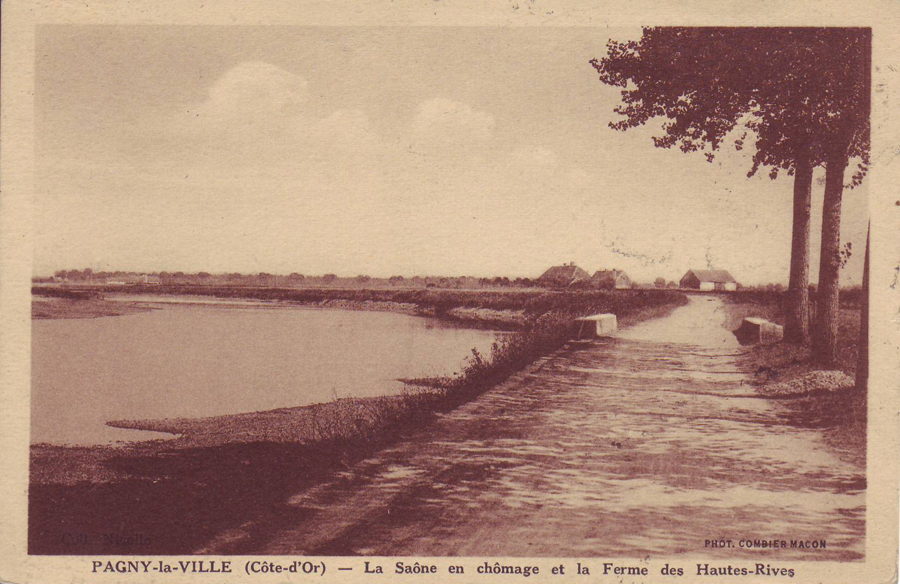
[39,268,863,293]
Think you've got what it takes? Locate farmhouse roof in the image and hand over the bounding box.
[592,269,628,279]
[539,264,590,282]
[686,269,737,283]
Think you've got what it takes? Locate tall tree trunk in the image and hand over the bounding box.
[784,152,813,344]
[855,223,870,390]
[813,144,849,366]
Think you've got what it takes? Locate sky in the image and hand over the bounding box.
[34,25,869,285]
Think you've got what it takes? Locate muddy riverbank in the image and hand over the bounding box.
[32,296,153,319]
[30,396,410,485]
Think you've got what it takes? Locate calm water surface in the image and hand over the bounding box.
[32,305,499,446]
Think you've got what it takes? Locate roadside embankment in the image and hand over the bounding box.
[721,292,865,458]
[722,291,861,382]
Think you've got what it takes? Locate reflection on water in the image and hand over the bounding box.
[32,304,498,446]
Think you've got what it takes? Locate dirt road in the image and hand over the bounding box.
[204,296,864,560]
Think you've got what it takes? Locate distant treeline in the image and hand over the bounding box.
[36,269,544,289]
[35,269,849,292]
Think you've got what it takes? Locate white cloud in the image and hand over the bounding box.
[171,62,388,179]
[202,61,309,122]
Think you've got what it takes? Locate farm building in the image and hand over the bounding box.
[680,269,738,291]
[592,269,631,290]
[538,264,591,288]
[105,274,161,285]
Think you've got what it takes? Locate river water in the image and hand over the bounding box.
[31,303,499,446]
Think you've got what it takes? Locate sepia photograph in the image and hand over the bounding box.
[1,2,899,583]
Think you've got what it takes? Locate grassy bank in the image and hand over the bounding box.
[29,289,686,554]
[722,293,865,463]
[723,291,861,377]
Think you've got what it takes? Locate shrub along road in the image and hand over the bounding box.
[203,296,864,560]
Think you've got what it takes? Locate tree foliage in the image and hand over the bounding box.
[591,27,870,183]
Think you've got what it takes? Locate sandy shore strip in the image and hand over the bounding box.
[30,395,413,486]
[32,297,154,319]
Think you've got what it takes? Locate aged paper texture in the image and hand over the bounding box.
[1,1,899,583]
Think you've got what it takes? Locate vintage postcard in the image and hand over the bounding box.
[1,1,899,583]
